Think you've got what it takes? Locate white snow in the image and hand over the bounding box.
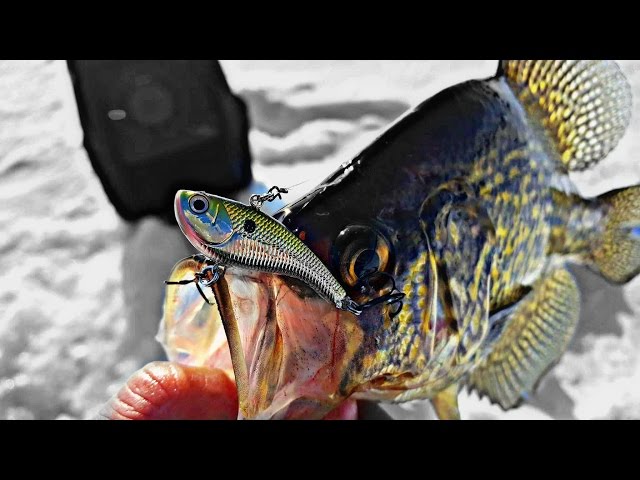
[0,60,638,419]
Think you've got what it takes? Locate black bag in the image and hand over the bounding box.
[67,60,253,221]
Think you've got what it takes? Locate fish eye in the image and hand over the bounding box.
[189,194,209,214]
[331,225,393,289]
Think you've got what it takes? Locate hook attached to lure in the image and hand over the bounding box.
[164,257,405,317]
[165,260,226,305]
[355,269,406,319]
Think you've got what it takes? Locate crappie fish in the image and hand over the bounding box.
[160,60,639,419]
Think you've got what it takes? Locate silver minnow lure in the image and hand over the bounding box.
[174,189,362,314]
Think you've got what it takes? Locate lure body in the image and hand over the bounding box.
[174,190,361,314]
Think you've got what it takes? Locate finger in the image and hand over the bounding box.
[322,399,358,420]
[98,361,238,420]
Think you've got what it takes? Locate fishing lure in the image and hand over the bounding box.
[172,186,405,316]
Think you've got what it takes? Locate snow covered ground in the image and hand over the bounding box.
[0,60,639,420]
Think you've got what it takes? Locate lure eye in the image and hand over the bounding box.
[332,225,393,289]
[244,219,256,234]
[189,194,209,214]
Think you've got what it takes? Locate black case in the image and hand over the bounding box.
[67,60,253,221]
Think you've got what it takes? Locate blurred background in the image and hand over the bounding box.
[0,60,639,420]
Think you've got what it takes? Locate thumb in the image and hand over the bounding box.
[98,361,238,420]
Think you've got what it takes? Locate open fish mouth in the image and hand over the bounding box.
[158,258,364,419]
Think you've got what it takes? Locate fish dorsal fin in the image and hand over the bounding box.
[499,60,631,171]
[465,266,580,410]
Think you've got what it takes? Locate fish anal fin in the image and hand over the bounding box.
[466,266,580,410]
[430,383,461,420]
[499,60,631,172]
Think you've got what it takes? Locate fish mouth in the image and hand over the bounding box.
[159,263,365,419]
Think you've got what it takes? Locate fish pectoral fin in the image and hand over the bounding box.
[498,60,631,172]
[464,266,580,410]
[420,181,496,359]
[430,383,461,420]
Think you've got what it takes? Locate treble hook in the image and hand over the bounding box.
[355,269,406,319]
[164,264,225,305]
[197,265,223,286]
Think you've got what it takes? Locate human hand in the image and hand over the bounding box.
[98,361,358,420]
